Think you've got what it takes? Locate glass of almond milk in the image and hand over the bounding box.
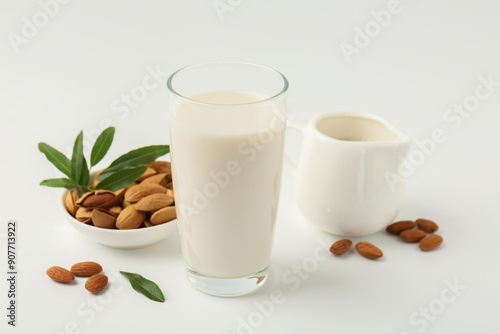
[167,61,288,296]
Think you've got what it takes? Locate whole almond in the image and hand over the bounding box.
[330,239,352,255]
[91,209,116,229]
[46,266,75,283]
[416,219,439,233]
[135,193,174,212]
[141,173,169,187]
[147,161,171,174]
[150,206,177,225]
[355,242,383,259]
[108,206,123,217]
[137,167,157,182]
[116,205,147,229]
[85,274,108,293]
[71,261,103,277]
[386,220,417,235]
[144,219,154,227]
[419,234,443,251]
[400,229,427,243]
[124,183,167,203]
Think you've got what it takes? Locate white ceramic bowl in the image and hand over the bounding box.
[61,190,178,249]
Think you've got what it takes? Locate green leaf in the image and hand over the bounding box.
[71,131,84,181]
[90,127,115,167]
[40,178,81,189]
[120,271,165,302]
[38,143,72,178]
[79,157,90,188]
[95,166,148,192]
[99,145,169,180]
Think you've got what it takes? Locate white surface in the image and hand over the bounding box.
[1,1,499,333]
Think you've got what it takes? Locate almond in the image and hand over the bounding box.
[141,173,169,187]
[116,205,147,230]
[150,206,177,225]
[76,190,117,209]
[416,219,439,233]
[46,266,75,283]
[137,167,157,181]
[147,161,171,174]
[400,229,426,243]
[355,242,383,259]
[419,234,443,251]
[75,207,93,224]
[386,220,416,235]
[64,190,79,216]
[124,183,167,203]
[91,209,116,229]
[144,219,154,227]
[108,206,123,217]
[70,261,103,277]
[135,193,174,212]
[85,274,108,293]
[330,239,352,255]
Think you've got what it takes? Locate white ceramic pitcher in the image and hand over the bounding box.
[285,112,411,236]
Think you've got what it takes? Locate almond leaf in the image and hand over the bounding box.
[120,271,165,302]
[95,166,148,192]
[99,145,169,180]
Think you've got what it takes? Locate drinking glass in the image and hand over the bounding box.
[167,61,288,296]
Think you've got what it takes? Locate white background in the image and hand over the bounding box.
[1,0,500,333]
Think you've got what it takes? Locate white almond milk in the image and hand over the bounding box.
[169,91,285,278]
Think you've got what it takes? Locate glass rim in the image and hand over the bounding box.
[166,61,289,106]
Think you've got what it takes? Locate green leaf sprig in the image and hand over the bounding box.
[38,127,169,195]
[120,271,165,302]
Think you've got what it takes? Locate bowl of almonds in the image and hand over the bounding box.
[62,161,178,249]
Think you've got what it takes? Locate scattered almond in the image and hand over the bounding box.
[400,229,427,243]
[416,219,439,233]
[355,242,383,259]
[71,262,103,277]
[85,274,108,293]
[330,239,352,255]
[137,167,157,181]
[47,266,75,283]
[419,234,443,251]
[386,220,416,234]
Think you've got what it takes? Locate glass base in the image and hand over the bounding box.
[185,265,269,297]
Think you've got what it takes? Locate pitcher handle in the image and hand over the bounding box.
[284,118,307,178]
